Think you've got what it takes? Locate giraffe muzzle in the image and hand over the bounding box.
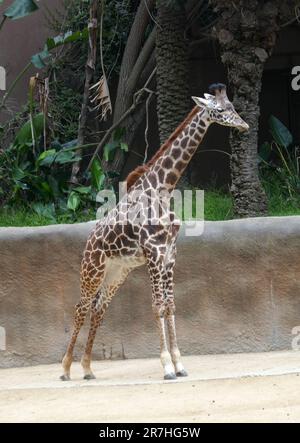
[237,121,249,132]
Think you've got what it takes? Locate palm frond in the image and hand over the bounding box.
[90,74,112,121]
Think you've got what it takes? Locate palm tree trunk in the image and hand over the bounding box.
[212,0,285,217]
[228,62,267,217]
[156,1,190,144]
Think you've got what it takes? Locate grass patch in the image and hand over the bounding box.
[0,207,94,227]
[203,188,300,221]
[0,185,300,227]
[267,193,300,217]
[204,190,233,221]
[262,176,300,217]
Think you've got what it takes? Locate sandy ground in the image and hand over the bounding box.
[1,350,300,423]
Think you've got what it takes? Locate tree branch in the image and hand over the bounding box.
[126,27,156,98]
[113,0,155,122]
[70,0,99,185]
[104,48,156,181]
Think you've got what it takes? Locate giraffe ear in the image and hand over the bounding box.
[204,93,214,100]
[192,96,209,107]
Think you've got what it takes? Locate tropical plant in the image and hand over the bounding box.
[0,6,130,219]
[0,0,39,32]
[46,0,135,151]
[0,113,106,220]
[259,116,300,201]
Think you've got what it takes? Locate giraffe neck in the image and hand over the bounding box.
[147,108,210,191]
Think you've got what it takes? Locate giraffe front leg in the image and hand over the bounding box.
[155,313,176,380]
[146,253,176,380]
[164,264,188,378]
[166,314,188,377]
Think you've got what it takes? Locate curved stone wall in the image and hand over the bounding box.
[1,217,300,368]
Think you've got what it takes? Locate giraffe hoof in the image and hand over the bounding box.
[60,374,70,381]
[164,373,177,380]
[83,373,96,380]
[176,369,188,377]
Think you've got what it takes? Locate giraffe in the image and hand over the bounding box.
[60,83,249,381]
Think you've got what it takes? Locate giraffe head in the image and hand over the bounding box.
[192,83,249,132]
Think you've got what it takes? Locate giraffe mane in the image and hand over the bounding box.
[126,106,200,190]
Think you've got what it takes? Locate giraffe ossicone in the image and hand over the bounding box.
[60,83,249,381]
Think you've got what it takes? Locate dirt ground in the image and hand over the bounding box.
[1,351,300,423]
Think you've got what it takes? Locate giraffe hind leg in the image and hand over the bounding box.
[60,297,91,381]
[81,290,106,380]
[60,251,106,381]
[80,261,132,380]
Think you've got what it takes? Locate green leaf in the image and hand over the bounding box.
[46,31,73,50]
[259,142,272,163]
[14,113,44,146]
[38,181,52,196]
[32,202,56,221]
[67,191,81,212]
[54,150,81,165]
[46,29,88,50]
[120,142,128,152]
[4,0,38,20]
[31,29,88,69]
[74,186,91,194]
[104,141,118,161]
[37,149,57,167]
[14,180,28,190]
[57,198,68,213]
[47,175,60,198]
[31,48,50,69]
[91,158,105,190]
[269,115,293,148]
[12,167,27,181]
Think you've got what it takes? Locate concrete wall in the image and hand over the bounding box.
[1,217,300,368]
